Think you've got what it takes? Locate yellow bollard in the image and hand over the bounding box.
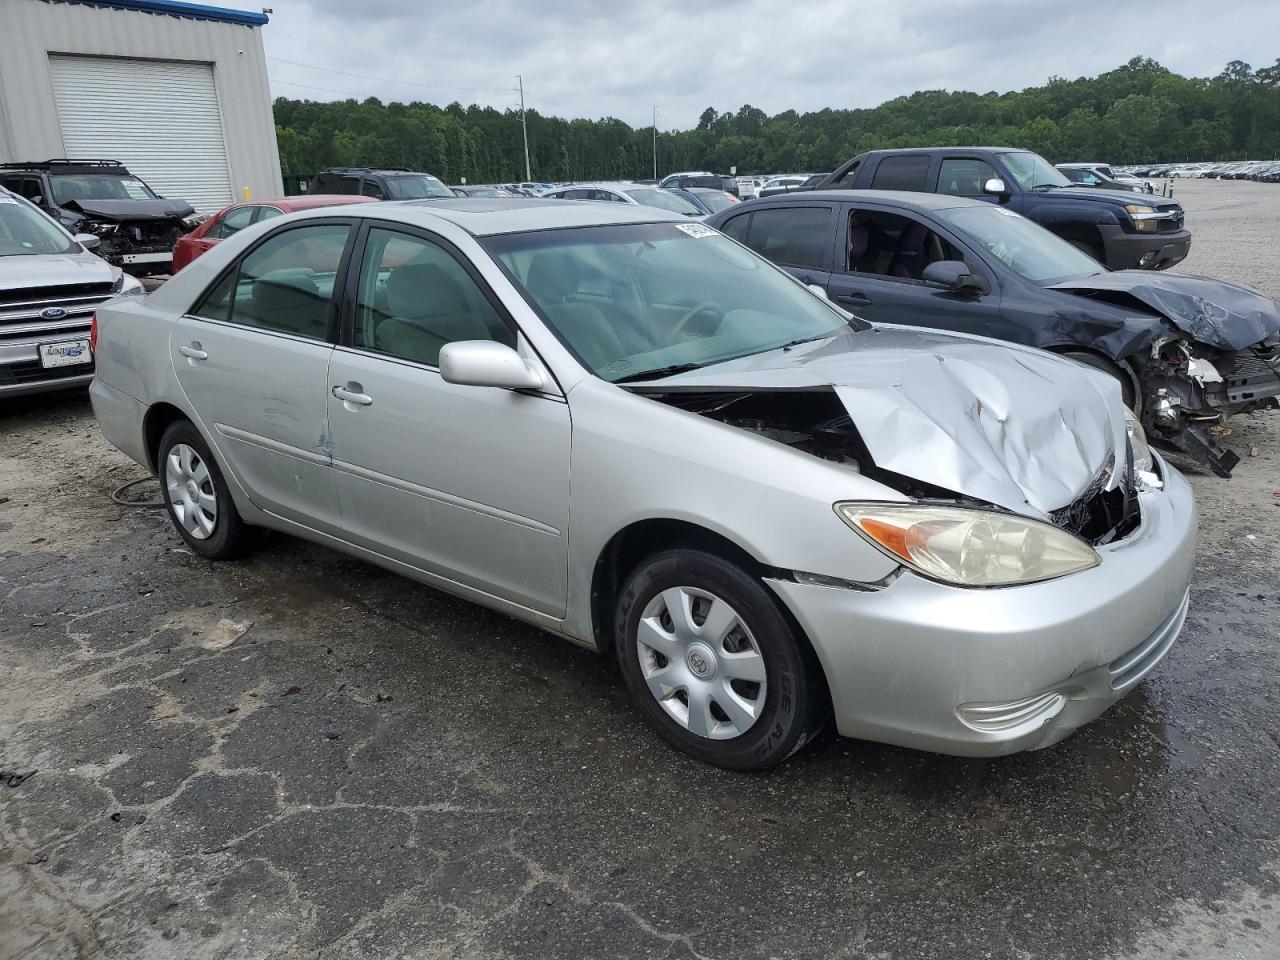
[242,186,251,201]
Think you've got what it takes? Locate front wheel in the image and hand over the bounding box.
[614,549,829,770]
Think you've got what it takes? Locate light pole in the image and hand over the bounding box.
[517,75,531,182]
[652,106,658,181]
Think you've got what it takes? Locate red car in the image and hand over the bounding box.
[171,194,377,272]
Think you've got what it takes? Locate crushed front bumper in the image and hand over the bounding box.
[767,458,1198,757]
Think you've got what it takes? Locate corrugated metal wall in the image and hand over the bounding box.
[0,0,282,207]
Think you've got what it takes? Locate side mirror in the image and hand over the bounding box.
[32,195,44,206]
[74,233,100,250]
[982,177,1009,196]
[807,283,829,300]
[439,341,544,391]
[921,260,989,296]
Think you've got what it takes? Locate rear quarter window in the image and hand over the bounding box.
[870,156,933,192]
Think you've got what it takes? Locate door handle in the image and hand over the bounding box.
[834,292,871,305]
[179,343,208,361]
[332,383,373,407]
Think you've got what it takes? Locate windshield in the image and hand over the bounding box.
[0,195,76,256]
[695,191,738,213]
[938,205,1102,284]
[623,188,701,216]
[385,175,454,200]
[1002,152,1071,191]
[484,222,855,382]
[50,173,158,205]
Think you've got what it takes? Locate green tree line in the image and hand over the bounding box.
[274,55,1280,184]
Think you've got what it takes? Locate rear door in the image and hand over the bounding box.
[325,222,572,616]
[170,219,356,534]
[716,203,837,288]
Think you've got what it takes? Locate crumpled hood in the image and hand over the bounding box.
[644,326,1127,517]
[1050,271,1280,351]
[64,198,196,222]
[0,250,115,294]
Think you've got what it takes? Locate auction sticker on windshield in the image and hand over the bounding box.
[676,222,717,238]
[122,180,151,199]
[38,339,92,369]
[0,194,16,204]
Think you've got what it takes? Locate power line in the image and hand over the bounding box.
[267,56,513,95]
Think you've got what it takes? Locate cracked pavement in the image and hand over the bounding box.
[3,179,1280,959]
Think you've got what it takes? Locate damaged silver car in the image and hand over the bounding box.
[90,200,1198,769]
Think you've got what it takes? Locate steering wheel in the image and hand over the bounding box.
[669,301,723,342]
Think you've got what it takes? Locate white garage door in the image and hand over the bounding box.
[48,55,233,212]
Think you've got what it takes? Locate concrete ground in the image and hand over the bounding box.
[2,179,1279,960]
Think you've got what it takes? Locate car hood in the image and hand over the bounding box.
[638,325,1127,517]
[0,250,116,293]
[1038,185,1176,207]
[1048,271,1280,351]
[63,198,196,222]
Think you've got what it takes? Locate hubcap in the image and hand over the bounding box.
[164,443,217,540]
[635,586,767,741]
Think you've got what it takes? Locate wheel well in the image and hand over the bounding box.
[142,402,191,472]
[590,520,765,656]
[1047,347,1141,408]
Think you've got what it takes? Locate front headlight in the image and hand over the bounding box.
[1123,405,1153,473]
[835,503,1100,587]
[112,272,146,297]
[1125,203,1158,233]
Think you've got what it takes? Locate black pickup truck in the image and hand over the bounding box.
[814,148,1189,271]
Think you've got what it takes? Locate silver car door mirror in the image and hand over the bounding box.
[439,341,545,391]
[982,177,1009,196]
[807,283,829,299]
[74,233,100,250]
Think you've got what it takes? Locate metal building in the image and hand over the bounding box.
[0,0,282,211]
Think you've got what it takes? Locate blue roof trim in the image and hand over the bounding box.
[60,0,269,26]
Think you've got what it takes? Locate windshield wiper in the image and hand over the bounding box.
[777,334,833,350]
[611,362,705,384]
[1030,183,1060,191]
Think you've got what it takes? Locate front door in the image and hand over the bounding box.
[170,220,354,533]
[326,224,572,617]
[827,204,1005,337]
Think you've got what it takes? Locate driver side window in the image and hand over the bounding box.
[844,209,963,283]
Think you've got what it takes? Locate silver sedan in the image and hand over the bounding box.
[90,198,1197,769]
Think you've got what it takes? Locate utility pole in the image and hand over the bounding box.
[517,75,531,182]
[652,106,658,180]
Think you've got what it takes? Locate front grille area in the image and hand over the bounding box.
[97,221,184,257]
[0,359,94,386]
[1048,453,1141,545]
[1157,213,1184,233]
[0,282,115,342]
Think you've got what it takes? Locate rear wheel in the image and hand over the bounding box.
[157,420,261,560]
[1059,350,1138,409]
[614,548,829,770]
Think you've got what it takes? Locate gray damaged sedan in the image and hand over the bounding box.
[90,199,1197,769]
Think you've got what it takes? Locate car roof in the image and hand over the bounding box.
[745,189,997,212]
[372,197,685,236]
[270,194,379,211]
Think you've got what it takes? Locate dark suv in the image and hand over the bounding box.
[308,167,455,201]
[0,159,196,275]
[814,148,1189,270]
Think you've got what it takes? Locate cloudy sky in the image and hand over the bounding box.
[240,0,1280,129]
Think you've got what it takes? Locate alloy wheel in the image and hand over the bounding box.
[635,586,768,740]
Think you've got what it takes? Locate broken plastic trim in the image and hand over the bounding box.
[768,567,903,592]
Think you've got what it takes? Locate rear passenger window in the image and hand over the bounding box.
[205,205,256,240]
[737,206,832,270]
[936,158,998,197]
[353,228,514,368]
[870,156,932,192]
[192,224,350,339]
[719,212,750,242]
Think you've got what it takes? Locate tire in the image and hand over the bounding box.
[1059,350,1138,409]
[614,548,829,770]
[156,420,261,561]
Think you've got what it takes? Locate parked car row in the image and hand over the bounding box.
[1122,160,1280,182]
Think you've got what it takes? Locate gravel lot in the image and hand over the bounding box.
[2,179,1279,960]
